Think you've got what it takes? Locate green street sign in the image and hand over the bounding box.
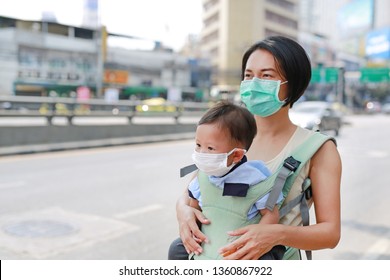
[360,68,390,83]
[311,68,321,83]
[311,67,339,84]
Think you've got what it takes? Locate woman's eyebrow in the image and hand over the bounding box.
[245,68,276,72]
[259,68,277,72]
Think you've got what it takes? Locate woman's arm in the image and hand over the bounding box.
[219,140,341,259]
[176,188,210,255]
[300,139,341,249]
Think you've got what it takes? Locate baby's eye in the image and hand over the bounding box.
[207,146,215,151]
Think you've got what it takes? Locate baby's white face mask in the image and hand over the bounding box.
[192,148,244,177]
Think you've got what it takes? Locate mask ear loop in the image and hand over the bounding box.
[278,80,289,103]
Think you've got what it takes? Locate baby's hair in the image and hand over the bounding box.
[198,100,257,150]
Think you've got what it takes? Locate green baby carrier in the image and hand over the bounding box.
[180,131,335,260]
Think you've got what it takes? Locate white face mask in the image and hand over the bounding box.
[192,148,241,177]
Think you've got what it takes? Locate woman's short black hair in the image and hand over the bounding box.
[241,36,312,108]
[198,100,257,150]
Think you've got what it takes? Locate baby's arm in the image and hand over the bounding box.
[189,197,201,211]
[254,190,283,225]
[259,206,280,225]
[188,176,201,211]
[188,195,205,246]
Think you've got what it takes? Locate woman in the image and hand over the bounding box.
[169,35,341,260]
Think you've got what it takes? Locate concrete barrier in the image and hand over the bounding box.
[0,122,197,156]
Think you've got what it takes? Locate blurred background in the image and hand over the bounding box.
[0,0,389,260]
[0,0,389,109]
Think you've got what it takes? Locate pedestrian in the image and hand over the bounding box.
[169,35,341,260]
[185,100,286,260]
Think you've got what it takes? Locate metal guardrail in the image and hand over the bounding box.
[0,96,211,125]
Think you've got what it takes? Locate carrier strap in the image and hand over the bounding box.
[279,178,311,218]
[265,156,301,211]
[279,178,312,259]
[180,164,197,178]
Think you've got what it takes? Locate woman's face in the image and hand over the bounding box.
[243,49,288,101]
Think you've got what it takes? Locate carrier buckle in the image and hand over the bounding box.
[283,156,301,172]
[304,187,313,200]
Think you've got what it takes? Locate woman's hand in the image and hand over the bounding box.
[219,224,281,260]
[177,203,210,255]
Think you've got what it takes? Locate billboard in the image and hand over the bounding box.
[104,69,129,85]
[338,0,374,36]
[366,28,390,60]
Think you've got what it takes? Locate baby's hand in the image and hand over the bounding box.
[192,235,203,244]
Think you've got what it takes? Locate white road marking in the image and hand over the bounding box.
[366,150,388,158]
[361,238,390,260]
[114,204,164,219]
[0,181,26,190]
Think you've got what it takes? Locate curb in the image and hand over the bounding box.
[0,132,195,156]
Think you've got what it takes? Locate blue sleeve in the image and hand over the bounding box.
[188,177,201,203]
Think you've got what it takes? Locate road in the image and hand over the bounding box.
[0,114,389,260]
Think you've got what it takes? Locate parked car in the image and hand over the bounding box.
[365,101,382,114]
[381,103,390,114]
[135,97,177,113]
[289,101,342,136]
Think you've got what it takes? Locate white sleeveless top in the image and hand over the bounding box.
[265,126,317,226]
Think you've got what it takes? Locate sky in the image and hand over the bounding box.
[0,0,203,51]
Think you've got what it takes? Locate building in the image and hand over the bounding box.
[300,0,390,68]
[299,0,390,107]
[0,16,211,101]
[200,0,299,88]
[0,16,99,97]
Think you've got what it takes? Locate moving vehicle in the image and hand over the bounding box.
[135,97,177,113]
[289,101,342,136]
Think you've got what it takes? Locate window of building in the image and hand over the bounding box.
[74,27,94,40]
[202,30,219,44]
[266,0,296,13]
[203,0,219,11]
[264,28,295,39]
[49,58,66,69]
[210,47,219,56]
[204,12,219,27]
[0,16,16,28]
[47,23,68,36]
[18,48,43,67]
[265,10,298,29]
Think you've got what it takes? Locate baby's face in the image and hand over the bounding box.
[195,123,234,154]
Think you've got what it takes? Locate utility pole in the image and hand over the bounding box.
[95,26,104,98]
